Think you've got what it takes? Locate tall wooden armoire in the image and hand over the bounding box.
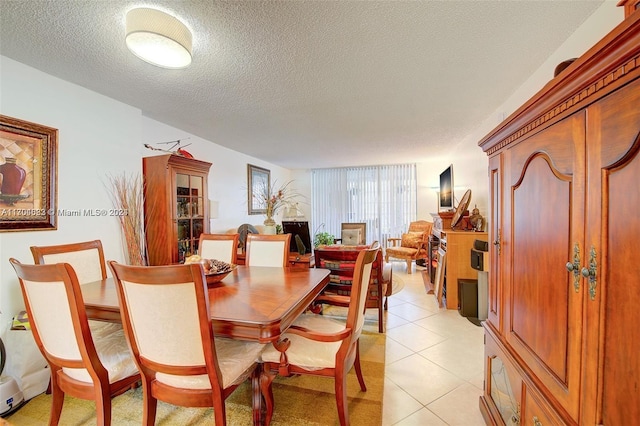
[479,6,640,425]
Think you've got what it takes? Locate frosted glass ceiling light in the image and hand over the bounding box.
[126,8,192,69]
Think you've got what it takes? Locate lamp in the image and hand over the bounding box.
[125,8,192,69]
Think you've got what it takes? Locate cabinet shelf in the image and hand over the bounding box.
[144,154,212,265]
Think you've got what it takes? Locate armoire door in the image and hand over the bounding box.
[504,113,586,422]
[487,153,503,332]
[581,78,640,425]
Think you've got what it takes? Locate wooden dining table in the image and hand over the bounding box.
[81,265,330,343]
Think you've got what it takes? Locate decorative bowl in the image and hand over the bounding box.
[205,264,237,285]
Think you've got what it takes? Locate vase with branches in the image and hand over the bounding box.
[253,179,299,226]
[107,173,147,266]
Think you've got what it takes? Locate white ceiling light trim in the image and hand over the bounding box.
[125,7,192,69]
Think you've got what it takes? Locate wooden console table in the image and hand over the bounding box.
[432,226,487,310]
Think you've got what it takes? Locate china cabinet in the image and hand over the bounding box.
[479,9,640,425]
[143,154,211,265]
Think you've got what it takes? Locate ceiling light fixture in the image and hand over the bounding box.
[125,8,192,69]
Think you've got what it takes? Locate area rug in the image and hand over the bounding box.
[390,275,404,295]
[5,331,385,426]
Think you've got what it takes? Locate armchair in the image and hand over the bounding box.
[385,220,433,273]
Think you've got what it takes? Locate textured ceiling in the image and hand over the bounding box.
[0,1,604,169]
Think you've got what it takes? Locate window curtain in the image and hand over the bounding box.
[311,164,416,247]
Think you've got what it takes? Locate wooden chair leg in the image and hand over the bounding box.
[260,368,277,426]
[354,341,367,392]
[335,368,349,426]
[95,390,111,426]
[49,378,64,426]
[213,392,226,426]
[406,259,412,273]
[141,379,157,426]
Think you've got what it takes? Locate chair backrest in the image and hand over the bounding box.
[401,221,433,248]
[108,261,223,389]
[341,223,366,245]
[345,243,379,338]
[245,234,291,267]
[407,220,432,235]
[9,258,107,382]
[30,240,107,285]
[198,233,239,264]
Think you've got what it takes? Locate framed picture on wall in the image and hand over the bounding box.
[0,115,58,231]
[247,164,269,215]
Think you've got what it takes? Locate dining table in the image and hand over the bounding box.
[81,265,331,343]
[81,265,329,425]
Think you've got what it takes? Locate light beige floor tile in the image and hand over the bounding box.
[382,378,424,425]
[413,310,479,339]
[394,408,448,425]
[386,354,465,405]
[385,336,414,364]
[426,383,485,426]
[419,335,485,381]
[467,371,485,391]
[385,311,410,330]
[390,302,436,322]
[386,322,447,352]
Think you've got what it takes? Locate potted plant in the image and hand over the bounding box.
[314,231,336,248]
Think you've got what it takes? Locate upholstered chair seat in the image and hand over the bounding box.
[261,315,344,369]
[63,323,138,384]
[156,337,265,389]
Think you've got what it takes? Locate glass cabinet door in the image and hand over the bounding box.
[176,173,206,263]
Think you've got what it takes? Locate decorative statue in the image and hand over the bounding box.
[469,205,484,231]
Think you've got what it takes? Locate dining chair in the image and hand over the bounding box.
[108,261,271,426]
[313,244,390,333]
[9,258,140,426]
[260,243,380,426]
[198,233,239,264]
[245,233,291,267]
[30,239,107,284]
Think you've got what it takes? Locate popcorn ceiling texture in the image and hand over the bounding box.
[0,0,603,169]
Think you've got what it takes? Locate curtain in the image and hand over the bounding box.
[311,164,416,247]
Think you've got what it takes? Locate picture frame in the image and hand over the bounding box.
[0,115,58,231]
[247,164,270,215]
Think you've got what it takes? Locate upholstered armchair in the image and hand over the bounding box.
[385,220,433,273]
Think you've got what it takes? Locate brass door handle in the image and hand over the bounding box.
[566,243,581,293]
[493,230,501,255]
[581,246,597,301]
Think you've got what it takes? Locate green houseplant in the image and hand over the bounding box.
[314,231,336,247]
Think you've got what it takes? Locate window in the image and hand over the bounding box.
[311,164,416,246]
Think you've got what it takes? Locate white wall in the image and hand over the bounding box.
[416,1,623,223]
[0,56,290,327]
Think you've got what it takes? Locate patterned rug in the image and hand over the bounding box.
[5,331,385,426]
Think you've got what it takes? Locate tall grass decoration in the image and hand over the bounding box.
[107,173,147,266]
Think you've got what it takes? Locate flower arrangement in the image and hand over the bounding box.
[254,180,299,224]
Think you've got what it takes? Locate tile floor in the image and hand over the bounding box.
[382,263,486,425]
